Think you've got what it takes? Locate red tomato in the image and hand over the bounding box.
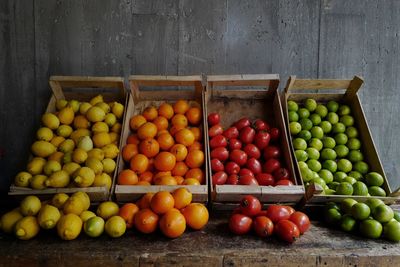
[266,205,291,223]
[275,220,300,243]
[239,168,254,177]
[234,118,251,130]
[254,131,270,150]
[207,113,220,126]
[226,174,239,185]
[225,161,240,175]
[228,138,242,150]
[223,127,239,139]
[212,171,227,185]
[256,173,275,186]
[253,119,270,131]
[263,146,281,159]
[257,210,268,216]
[210,135,227,149]
[229,214,253,235]
[210,147,229,161]
[253,216,274,237]
[269,128,280,141]
[263,158,281,173]
[229,149,248,166]
[238,174,259,186]
[211,158,224,172]
[275,179,294,186]
[243,144,261,159]
[240,195,261,217]
[289,212,310,234]
[283,206,295,215]
[208,124,224,137]
[246,158,262,174]
[239,126,255,144]
[273,167,290,181]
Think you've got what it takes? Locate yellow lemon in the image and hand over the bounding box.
[102,144,119,159]
[80,210,96,223]
[57,125,73,138]
[79,102,92,115]
[14,216,40,240]
[85,157,103,174]
[14,172,32,187]
[0,208,23,234]
[72,148,88,164]
[20,195,42,216]
[50,135,65,147]
[63,196,86,215]
[102,158,116,174]
[71,191,90,211]
[92,122,109,134]
[62,162,80,175]
[87,148,105,161]
[48,151,64,163]
[43,160,62,176]
[51,193,69,209]
[45,170,70,188]
[30,174,47,189]
[109,132,119,144]
[57,213,82,240]
[105,216,126,238]
[59,139,75,153]
[73,167,95,187]
[86,106,105,123]
[77,136,93,151]
[104,113,117,127]
[111,102,124,119]
[42,113,60,130]
[56,99,68,111]
[92,132,111,148]
[36,127,54,141]
[31,141,56,158]
[37,204,61,229]
[68,100,80,113]
[70,129,91,144]
[95,102,111,113]
[111,123,122,134]
[96,201,119,220]
[93,173,112,189]
[90,95,103,106]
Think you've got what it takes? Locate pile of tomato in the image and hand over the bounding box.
[118,100,205,186]
[229,195,310,243]
[208,113,294,186]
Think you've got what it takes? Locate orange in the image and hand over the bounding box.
[154,152,176,172]
[159,209,186,238]
[146,158,155,172]
[185,168,204,184]
[172,188,192,209]
[171,114,188,128]
[175,128,195,147]
[171,162,189,177]
[185,150,204,168]
[136,181,151,186]
[174,176,184,185]
[130,115,147,131]
[154,176,178,186]
[48,151,64,163]
[182,178,200,185]
[139,171,153,183]
[181,203,209,230]
[130,154,149,174]
[118,203,139,228]
[139,138,160,158]
[157,129,169,137]
[137,122,157,140]
[170,144,188,162]
[153,171,172,180]
[190,127,202,141]
[118,169,138,185]
[134,209,159,234]
[186,107,202,126]
[74,115,90,129]
[137,193,154,209]
[122,144,138,162]
[169,125,185,136]
[142,107,158,121]
[157,133,175,151]
[150,191,175,215]
[173,100,190,115]
[188,141,203,152]
[126,134,140,145]
[158,103,174,119]
[153,116,169,131]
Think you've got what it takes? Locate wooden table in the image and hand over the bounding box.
[0,212,399,267]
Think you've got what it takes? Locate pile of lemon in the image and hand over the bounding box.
[14,95,124,190]
[0,193,127,240]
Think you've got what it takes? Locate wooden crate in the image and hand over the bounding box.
[113,75,208,203]
[282,76,400,204]
[9,76,127,202]
[204,74,304,209]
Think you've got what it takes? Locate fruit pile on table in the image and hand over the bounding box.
[287,98,386,196]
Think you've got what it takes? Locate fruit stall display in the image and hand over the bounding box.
[204,74,304,207]
[114,76,208,202]
[323,198,400,242]
[282,76,399,204]
[0,188,209,240]
[9,76,127,201]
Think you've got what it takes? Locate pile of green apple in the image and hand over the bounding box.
[288,99,386,196]
[324,198,400,241]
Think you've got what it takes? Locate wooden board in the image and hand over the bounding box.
[282,76,400,204]
[8,76,127,202]
[113,75,208,203]
[204,74,304,208]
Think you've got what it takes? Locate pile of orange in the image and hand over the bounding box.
[118,188,209,238]
[118,100,205,186]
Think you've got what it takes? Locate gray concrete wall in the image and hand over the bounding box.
[1,0,399,194]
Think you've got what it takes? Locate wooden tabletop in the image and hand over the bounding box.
[0,212,399,267]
